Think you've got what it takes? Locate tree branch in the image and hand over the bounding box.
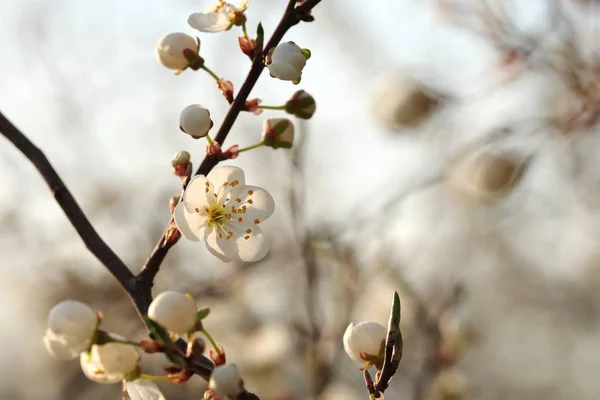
[0,111,135,291]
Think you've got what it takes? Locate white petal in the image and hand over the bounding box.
[343,323,362,362]
[267,63,301,81]
[43,330,82,360]
[174,203,206,242]
[207,166,246,189]
[203,226,234,262]
[188,11,231,33]
[204,224,268,262]
[227,185,275,224]
[239,0,251,11]
[80,352,124,384]
[184,175,214,213]
[127,381,166,400]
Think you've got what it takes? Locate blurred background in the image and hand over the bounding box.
[2,0,600,398]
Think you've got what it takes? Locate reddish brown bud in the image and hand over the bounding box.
[222,145,239,160]
[217,80,234,104]
[238,36,257,59]
[168,368,193,384]
[140,339,164,354]
[244,98,262,115]
[165,220,182,246]
[186,337,207,359]
[209,344,226,366]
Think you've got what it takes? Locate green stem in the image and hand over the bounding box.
[242,23,249,40]
[237,142,264,154]
[139,374,171,382]
[200,327,220,353]
[258,104,287,111]
[106,336,143,348]
[205,135,214,146]
[201,65,221,82]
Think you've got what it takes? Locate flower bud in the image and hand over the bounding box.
[209,364,244,397]
[343,321,386,363]
[371,69,440,130]
[180,105,213,139]
[80,338,140,384]
[261,118,294,149]
[447,151,527,204]
[43,300,98,360]
[148,291,198,335]
[266,42,309,82]
[171,151,192,177]
[285,90,316,119]
[155,33,200,70]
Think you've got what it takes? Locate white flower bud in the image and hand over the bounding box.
[43,300,97,360]
[80,339,140,384]
[180,104,213,139]
[266,42,309,82]
[343,321,387,363]
[447,151,527,204]
[371,69,439,130]
[148,291,198,334]
[155,33,199,70]
[209,364,244,397]
[261,118,294,149]
[171,150,191,168]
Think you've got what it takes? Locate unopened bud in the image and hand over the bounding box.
[140,339,164,354]
[285,90,316,119]
[447,151,527,204]
[209,364,244,397]
[180,105,213,139]
[171,151,192,177]
[261,118,294,149]
[343,321,386,365]
[156,33,201,71]
[217,80,234,104]
[371,69,440,130]
[148,291,198,335]
[186,337,206,359]
[238,36,257,59]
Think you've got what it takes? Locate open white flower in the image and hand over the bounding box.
[343,321,387,363]
[188,1,251,33]
[266,42,309,82]
[209,364,244,397]
[148,291,198,335]
[80,339,140,384]
[43,300,98,360]
[155,33,199,70]
[174,166,275,262]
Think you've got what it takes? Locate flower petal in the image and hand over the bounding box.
[204,224,268,262]
[188,11,231,33]
[267,63,301,81]
[207,166,246,189]
[227,185,275,224]
[184,175,214,213]
[174,203,206,242]
[127,380,166,400]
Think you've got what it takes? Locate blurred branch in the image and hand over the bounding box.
[137,0,324,312]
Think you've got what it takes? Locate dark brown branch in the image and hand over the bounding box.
[0,112,135,291]
[137,0,323,310]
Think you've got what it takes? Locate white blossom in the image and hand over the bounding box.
[343,321,387,363]
[80,339,140,384]
[188,1,251,33]
[127,380,166,400]
[180,104,213,139]
[174,166,275,262]
[43,300,97,360]
[148,291,198,335]
[209,364,244,397]
[262,118,294,149]
[155,33,199,70]
[266,42,308,82]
